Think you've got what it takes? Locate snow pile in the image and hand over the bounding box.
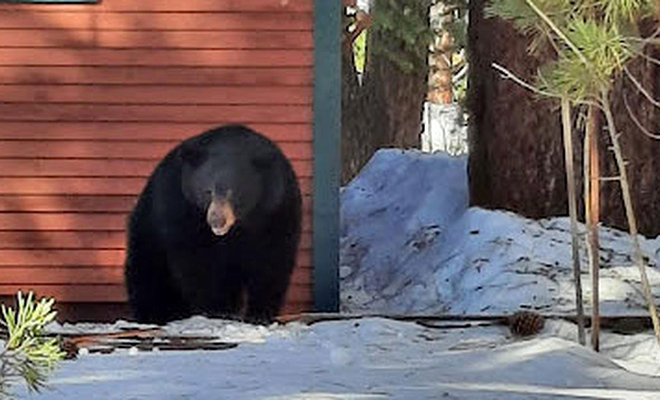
[341,149,660,316]
[544,319,660,376]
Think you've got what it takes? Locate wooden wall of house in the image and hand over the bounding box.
[0,0,314,318]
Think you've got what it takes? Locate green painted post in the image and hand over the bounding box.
[313,0,341,312]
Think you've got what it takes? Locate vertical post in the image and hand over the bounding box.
[586,106,601,351]
[313,0,341,312]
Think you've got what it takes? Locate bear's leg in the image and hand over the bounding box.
[166,248,243,319]
[125,238,190,324]
[243,249,296,324]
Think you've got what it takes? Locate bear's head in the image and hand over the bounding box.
[177,133,287,236]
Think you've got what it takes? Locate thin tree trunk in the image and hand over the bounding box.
[601,94,660,348]
[561,98,586,346]
[584,105,601,351]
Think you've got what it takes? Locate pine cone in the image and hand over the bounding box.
[60,338,79,360]
[509,311,545,337]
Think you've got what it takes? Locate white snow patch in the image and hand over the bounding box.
[46,316,307,345]
[341,149,660,316]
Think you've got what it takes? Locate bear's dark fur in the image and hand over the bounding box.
[124,125,302,325]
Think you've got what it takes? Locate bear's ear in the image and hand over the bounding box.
[178,142,206,167]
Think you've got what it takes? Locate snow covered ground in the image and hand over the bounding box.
[11,318,660,400]
[14,317,660,399]
[14,149,660,399]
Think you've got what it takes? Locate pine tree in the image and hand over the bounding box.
[486,0,660,349]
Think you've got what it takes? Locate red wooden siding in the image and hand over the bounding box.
[0,0,314,316]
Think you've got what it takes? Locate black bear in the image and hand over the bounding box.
[124,125,302,325]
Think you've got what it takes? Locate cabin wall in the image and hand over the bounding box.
[0,0,314,318]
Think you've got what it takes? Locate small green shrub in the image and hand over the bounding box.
[0,291,64,398]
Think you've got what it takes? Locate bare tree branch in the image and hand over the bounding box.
[623,92,660,140]
[491,63,555,97]
[601,93,660,349]
[623,65,660,109]
[627,47,660,68]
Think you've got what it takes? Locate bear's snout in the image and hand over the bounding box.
[207,195,236,236]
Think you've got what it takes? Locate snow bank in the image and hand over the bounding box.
[341,149,660,316]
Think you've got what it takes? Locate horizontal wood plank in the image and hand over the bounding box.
[0,266,123,284]
[0,122,312,141]
[281,300,312,315]
[0,30,314,50]
[0,284,127,302]
[0,211,313,231]
[0,194,313,213]
[292,267,312,286]
[0,140,173,158]
[0,231,126,249]
[0,230,312,250]
[0,178,145,196]
[0,176,312,195]
[0,159,156,177]
[284,285,313,304]
[0,159,312,178]
[0,85,312,105]
[0,0,313,12]
[0,284,314,304]
[1,66,312,86]
[0,249,312,267]
[0,284,313,303]
[102,0,313,12]
[0,196,136,213]
[0,12,313,31]
[0,49,313,67]
[0,265,311,285]
[0,249,126,266]
[0,213,128,231]
[0,140,311,160]
[0,104,312,123]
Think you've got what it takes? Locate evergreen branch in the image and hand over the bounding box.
[0,291,64,397]
[524,0,588,65]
